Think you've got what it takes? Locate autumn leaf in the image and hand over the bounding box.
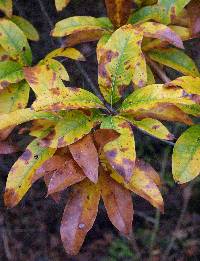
[0,141,19,154]
[98,25,145,104]
[0,18,32,66]
[55,0,70,11]
[69,135,99,183]
[60,179,100,255]
[101,116,135,181]
[10,15,39,41]
[172,125,200,183]
[0,46,9,61]
[0,61,24,89]
[177,104,200,117]
[93,129,120,152]
[148,48,199,77]
[100,167,133,236]
[45,47,85,61]
[4,138,56,207]
[44,172,61,203]
[187,0,200,36]
[110,159,164,211]
[105,0,132,28]
[0,0,12,17]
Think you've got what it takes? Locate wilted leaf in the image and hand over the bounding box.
[0,108,59,131]
[148,48,199,77]
[111,159,164,211]
[167,76,200,95]
[44,172,61,203]
[69,135,99,183]
[0,141,19,154]
[0,0,12,17]
[127,117,174,140]
[105,0,132,28]
[172,125,200,183]
[10,15,39,41]
[4,139,56,207]
[98,25,144,104]
[60,179,100,255]
[55,0,70,11]
[44,110,96,148]
[93,129,120,152]
[101,116,135,181]
[46,47,85,61]
[187,0,200,36]
[52,16,113,37]
[100,167,133,235]
[0,18,32,65]
[135,22,184,49]
[120,84,196,114]
[0,61,24,89]
[47,158,86,194]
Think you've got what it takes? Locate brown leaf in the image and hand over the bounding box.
[187,0,200,36]
[69,135,99,183]
[44,172,61,203]
[47,159,86,195]
[60,179,100,255]
[100,167,133,236]
[0,141,19,154]
[93,129,120,152]
[0,127,14,141]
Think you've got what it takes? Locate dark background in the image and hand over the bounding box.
[0,1,200,260]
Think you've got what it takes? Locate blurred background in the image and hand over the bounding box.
[0,0,200,260]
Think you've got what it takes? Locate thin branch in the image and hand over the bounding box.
[146,57,171,84]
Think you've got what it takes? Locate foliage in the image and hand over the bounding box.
[0,0,200,256]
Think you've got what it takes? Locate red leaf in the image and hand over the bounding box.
[69,135,99,183]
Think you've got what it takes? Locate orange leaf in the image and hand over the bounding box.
[60,179,100,255]
[100,167,133,236]
[69,135,99,183]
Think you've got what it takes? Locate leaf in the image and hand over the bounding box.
[41,58,69,81]
[105,0,132,28]
[0,46,9,61]
[0,141,19,154]
[29,119,57,138]
[45,47,85,61]
[135,22,184,49]
[100,167,133,235]
[98,25,144,104]
[101,116,135,181]
[47,159,86,195]
[55,0,70,11]
[127,117,174,140]
[126,103,193,125]
[4,138,56,207]
[120,84,196,114]
[0,108,59,131]
[176,104,200,116]
[93,129,120,152]
[172,125,200,183]
[0,0,12,17]
[110,159,164,211]
[0,81,30,114]
[0,61,24,89]
[60,179,100,255]
[187,0,200,36]
[129,0,191,25]
[167,76,200,95]
[0,18,32,66]
[148,48,199,77]
[43,110,97,148]
[10,15,39,41]
[96,34,111,63]
[52,16,113,37]
[44,172,61,203]
[146,65,155,84]
[69,135,99,183]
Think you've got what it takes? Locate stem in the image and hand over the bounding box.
[147,57,171,83]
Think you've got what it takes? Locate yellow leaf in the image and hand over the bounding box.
[167,76,200,95]
[55,0,70,11]
[45,47,85,61]
[0,0,12,17]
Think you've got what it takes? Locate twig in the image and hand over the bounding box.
[147,57,171,83]
[160,184,193,261]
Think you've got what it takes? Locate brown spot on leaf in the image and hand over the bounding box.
[4,189,19,208]
[0,81,10,88]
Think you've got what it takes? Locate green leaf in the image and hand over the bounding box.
[101,116,135,181]
[4,138,56,207]
[0,61,24,89]
[129,0,191,25]
[146,65,155,84]
[176,104,200,116]
[52,16,113,37]
[172,125,200,183]
[120,84,195,114]
[0,81,30,114]
[45,110,97,148]
[10,15,39,41]
[98,24,145,104]
[0,18,32,65]
[126,117,174,140]
[0,0,12,17]
[148,48,199,77]
[0,108,60,130]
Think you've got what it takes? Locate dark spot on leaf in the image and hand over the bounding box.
[21,149,32,161]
